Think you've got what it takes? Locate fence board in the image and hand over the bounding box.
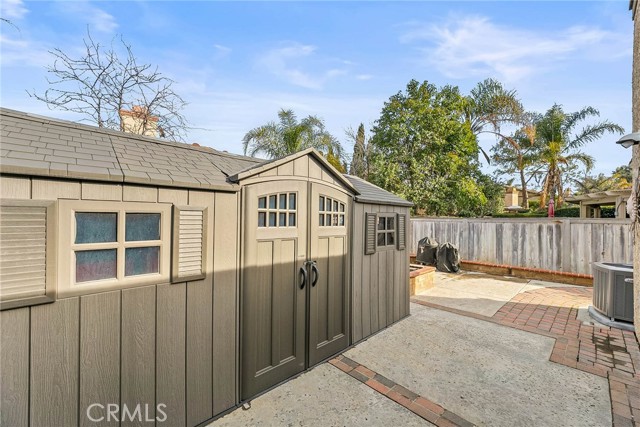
[411,218,632,275]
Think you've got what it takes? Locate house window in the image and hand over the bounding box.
[58,200,171,298]
[258,193,297,228]
[319,196,345,227]
[377,215,396,247]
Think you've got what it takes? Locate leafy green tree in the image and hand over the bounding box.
[242,109,345,171]
[369,79,497,216]
[532,104,624,207]
[573,165,632,194]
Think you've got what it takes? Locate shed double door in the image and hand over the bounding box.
[241,181,349,399]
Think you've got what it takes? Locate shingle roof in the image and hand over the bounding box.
[343,174,413,207]
[0,108,263,191]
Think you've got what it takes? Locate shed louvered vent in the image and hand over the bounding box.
[172,206,207,282]
[397,214,406,250]
[0,204,49,301]
[365,213,377,255]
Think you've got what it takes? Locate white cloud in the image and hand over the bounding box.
[214,44,232,56]
[1,0,28,20]
[401,16,630,82]
[258,42,349,90]
[356,74,373,81]
[61,1,118,34]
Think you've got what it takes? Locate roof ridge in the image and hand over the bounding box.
[0,107,259,162]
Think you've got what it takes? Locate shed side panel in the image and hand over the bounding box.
[0,307,29,427]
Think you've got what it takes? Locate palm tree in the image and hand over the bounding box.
[464,78,524,163]
[242,109,345,171]
[533,104,624,208]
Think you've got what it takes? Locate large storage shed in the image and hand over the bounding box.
[0,108,411,426]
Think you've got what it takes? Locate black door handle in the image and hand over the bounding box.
[299,266,308,289]
[311,262,319,287]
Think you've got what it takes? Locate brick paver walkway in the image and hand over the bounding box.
[412,285,640,427]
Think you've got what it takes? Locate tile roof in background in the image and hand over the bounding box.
[0,108,263,191]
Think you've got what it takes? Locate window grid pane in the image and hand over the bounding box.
[75,213,117,244]
[125,213,160,242]
[76,249,117,282]
[125,246,160,277]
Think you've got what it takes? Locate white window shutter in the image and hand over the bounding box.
[397,214,406,251]
[172,206,207,282]
[0,200,56,310]
[365,213,377,255]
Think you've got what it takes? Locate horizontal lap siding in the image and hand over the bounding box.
[411,218,632,275]
[0,176,240,427]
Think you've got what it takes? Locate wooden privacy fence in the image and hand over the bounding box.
[410,217,633,275]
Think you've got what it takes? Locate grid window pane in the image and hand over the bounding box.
[125,246,159,276]
[386,217,395,230]
[326,214,331,225]
[279,213,286,226]
[320,196,325,211]
[258,212,266,227]
[125,213,160,241]
[76,249,117,282]
[319,214,325,226]
[340,203,345,212]
[387,232,395,246]
[75,213,117,244]
[258,197,266,209]
[289,213,296,226]
[269,195,277,209]
[279,194,287,209]
[377,233,386,247]
[378,217,386,230]
[289,193,296,209]
[269,212,276,227]
[339,215,345,226]
[333,201,338,212]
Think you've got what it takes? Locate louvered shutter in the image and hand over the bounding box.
[172,206,207,282]
[365,213,377,255]
[1,200,56,309]
[397,214,406,251]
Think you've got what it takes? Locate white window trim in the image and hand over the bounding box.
[58,200,171,298]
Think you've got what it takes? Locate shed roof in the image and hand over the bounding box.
[343,174,413,207]
[228,147,358,194]
[0,108,262,191]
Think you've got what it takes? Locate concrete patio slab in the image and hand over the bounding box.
[209,363,430,427]
[413,272,529,317]
[344,303,611,427]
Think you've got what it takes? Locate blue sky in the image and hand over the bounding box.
[0,0,634,182]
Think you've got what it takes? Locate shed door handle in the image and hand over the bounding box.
[311,262,319,287]
[299,266,308,289]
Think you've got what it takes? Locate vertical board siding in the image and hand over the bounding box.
[212,192,238,414]
[121,286,156,427]
[0,179,241,427]
[411,218,633,275]
[156,283,187,427]
[30,298,80,427]
[1,307,29,427]
[352,203,411,344]
[79,291,121,427]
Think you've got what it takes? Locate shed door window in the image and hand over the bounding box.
[258,193,297,228]
[319,196,345,227]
